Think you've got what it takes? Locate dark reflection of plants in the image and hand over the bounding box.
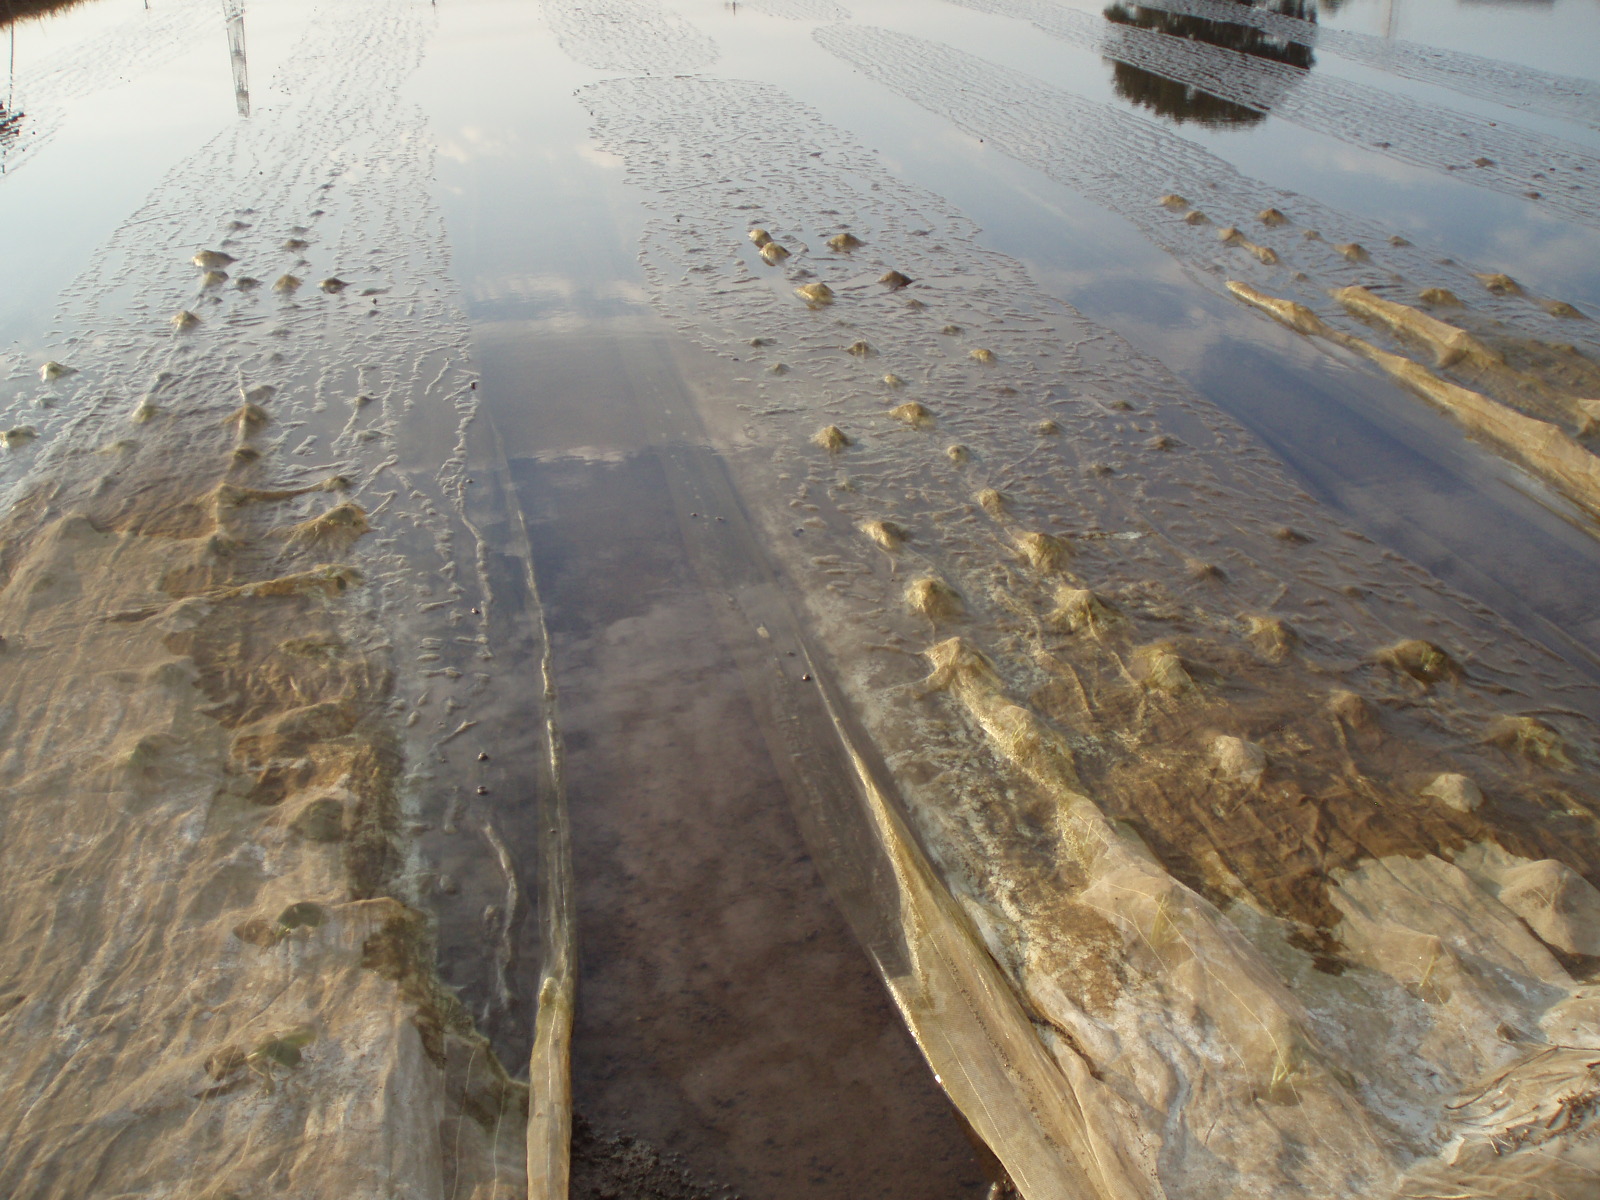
[1,0,95,28]
[1103,0,1317,129]
[0,108,20,166]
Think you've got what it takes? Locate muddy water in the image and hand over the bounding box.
[4,0,1600,1195]
[471,315,989,1198]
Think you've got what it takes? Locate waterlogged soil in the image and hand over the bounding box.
[3,0,1600,1198]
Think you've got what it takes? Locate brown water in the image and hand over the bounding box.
[3,0,1600,1195]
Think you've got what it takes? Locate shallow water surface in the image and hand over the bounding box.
[3,0,1600,1196]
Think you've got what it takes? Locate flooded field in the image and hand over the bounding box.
[2,0,1599,1197]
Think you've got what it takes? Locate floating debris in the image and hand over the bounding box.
[130,401,158,424]
[748,336,776,346]
[1013,530,1070,571]
[224,403,270,430]
[1418,287,1461,307]
[200,270,229,289]
[1218,226,1279,265]
[1543,299,1586,319]
[889,401,933,427]
[282,238,310,252]
[1257,207,1288,226]
[170,310,203,331]
[192,249,236,269]
[1334,286,1501,368]
[1183,210,1209,225]
[1244,615,1297,662]
[1474,272,1521,296]
[1225,281,1326,336]
[319,277,347,294]
[768,362,790,375]
[276,901,325,931]
[905,576,963,620]
[282,503,370,550]
[941,324,963,336]
[976,488,1006,515]
[1335,242,1369,262]
[1047,586,1120,635]
[216,564,363,599]
[946,444,969,463]
[748,227,772,247]
[246,1025,317,1078]
[879,270,913,289]
[968,348,997,364]
[796,281,834,305]
[813,424,851,452]
[860,519,908,550]
[1035,419,1059,435]
[827,232,863,251]
[846,340,874,357]
[235,277,261,290]
[1486,714,1568,766]
[1212,735,1267,785]
[1,427,38,449]
[273,274,303,293]
[1389,234,1412,247]
[760,241,791,264]
[1377,638,1460,686]
[1327,689,1379,738]
[39,361,75,382]
[1133,642,1192,693]
[1421,773,1483,813]
[882,373,906,388]
[1158,193,1188,210]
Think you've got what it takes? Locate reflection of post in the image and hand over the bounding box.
[223,0,249,117]
[1,24,20,174]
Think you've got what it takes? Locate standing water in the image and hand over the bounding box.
[1,0,1599,1198]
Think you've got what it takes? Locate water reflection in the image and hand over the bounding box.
[1103,0,1316,127]
[2,23,18,172]
[224,0,249,117]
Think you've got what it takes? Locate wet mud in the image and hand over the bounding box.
[510,449,987,1200]
[580,69,1600,1197]
[0,0,549,1192]
[812,22,1600,540]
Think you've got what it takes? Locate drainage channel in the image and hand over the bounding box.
[470,318,992,1200]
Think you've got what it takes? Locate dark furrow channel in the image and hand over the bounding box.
[475,322,990,1200]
